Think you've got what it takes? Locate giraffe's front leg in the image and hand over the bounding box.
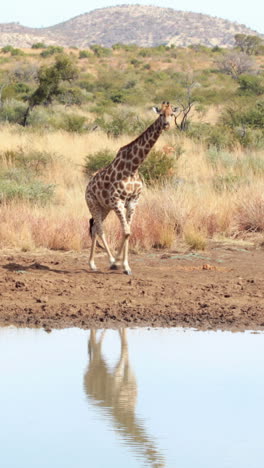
[112,199,137,275]
[110,203,131,274]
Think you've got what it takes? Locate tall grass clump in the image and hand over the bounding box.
[183,226,207,250]
[235,186,264,233]
[0,168,55,205]
[0,148,56,205]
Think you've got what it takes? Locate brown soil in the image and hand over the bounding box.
[0,242,264,332]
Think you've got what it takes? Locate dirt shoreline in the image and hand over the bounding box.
[0,243,264,333]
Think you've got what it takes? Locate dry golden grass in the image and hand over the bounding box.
[0,124,264,252]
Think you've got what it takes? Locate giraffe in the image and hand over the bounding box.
[84,329,165,467]
[85,101,177,275]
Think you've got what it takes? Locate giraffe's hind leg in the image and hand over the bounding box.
[87,198,115,271]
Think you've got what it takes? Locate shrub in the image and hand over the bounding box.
[95,110,151,137]
[1,45,13,53]
[236,193,264,232]
[0,168,55,205]
[241,101,264,128]
[237,74,264,96]
[57,86,86,105]
[62,114,86,133]
[90,45,112,57]
[40,46,64,58]
[1,45,25,56]
[84,149,114,175]
[31,42,47,49]
[1,82,31,101]
[221,101,264,129]
[184,227,206,250]
[216,52,256,79]
[10,48,25,56]
[185,122,212,142]
[0,99,27,124]
[79,50,92,59]
[140,149,177,184]
[206,126,234,150]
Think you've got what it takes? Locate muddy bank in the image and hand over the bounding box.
[0,243,263,332]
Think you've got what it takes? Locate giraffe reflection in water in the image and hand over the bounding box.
[84,329,165,468]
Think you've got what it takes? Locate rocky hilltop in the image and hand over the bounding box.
[0,5,262,48]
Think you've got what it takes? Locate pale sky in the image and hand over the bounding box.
[1,0,263,34]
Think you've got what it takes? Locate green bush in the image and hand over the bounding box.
[0,168,55,205]
[1,45,13,53]
[95,110,151,137]
[31,42,47,49]
[237,75,264,96]
[10,48,25,56]
[140,149,177,184]
[206,126,234,150]
[241,101,264,128]
[57,86,86,105]
[222,101,264,129]
[62,114,86,133]
[234,127,264,149]
[90,45,112,57]
[1,82,31,101]
[40,46,64,58]
[79,50,92,59]
[0,99,27,124]
[1,45,24,56]
[186,122,212,142]
[84,149,114,175]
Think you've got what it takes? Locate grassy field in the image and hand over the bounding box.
[0,43,263,252]
[0,123,263,252]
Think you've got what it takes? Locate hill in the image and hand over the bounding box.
[0,5,262,49]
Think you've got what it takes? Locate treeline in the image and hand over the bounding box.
[0,34,263,150]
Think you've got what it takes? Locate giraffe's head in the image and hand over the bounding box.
[153,101,178,130]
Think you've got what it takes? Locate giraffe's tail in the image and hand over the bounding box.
[89,218,103,249]
[89,218,94,237]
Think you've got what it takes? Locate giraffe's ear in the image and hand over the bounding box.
[152,106,160,114]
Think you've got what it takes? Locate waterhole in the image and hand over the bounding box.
[0,326,263,468]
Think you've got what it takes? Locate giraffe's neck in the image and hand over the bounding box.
[113,116,164,174]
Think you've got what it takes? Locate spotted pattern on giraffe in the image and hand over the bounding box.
[85,102,177,274]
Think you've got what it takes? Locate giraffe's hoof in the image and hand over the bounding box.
[124,269,132,276]
[110,264,119,270]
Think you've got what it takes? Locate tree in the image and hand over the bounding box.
[22,54,78,126]
[234,34,263,55]
[174,78,200,131]
[216,52,256,79]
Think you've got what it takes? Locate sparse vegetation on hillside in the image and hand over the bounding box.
[0,6,263,49]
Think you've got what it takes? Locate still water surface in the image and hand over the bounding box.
[0,326,264,468]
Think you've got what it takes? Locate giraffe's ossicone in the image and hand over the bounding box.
[85,102,177,275]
